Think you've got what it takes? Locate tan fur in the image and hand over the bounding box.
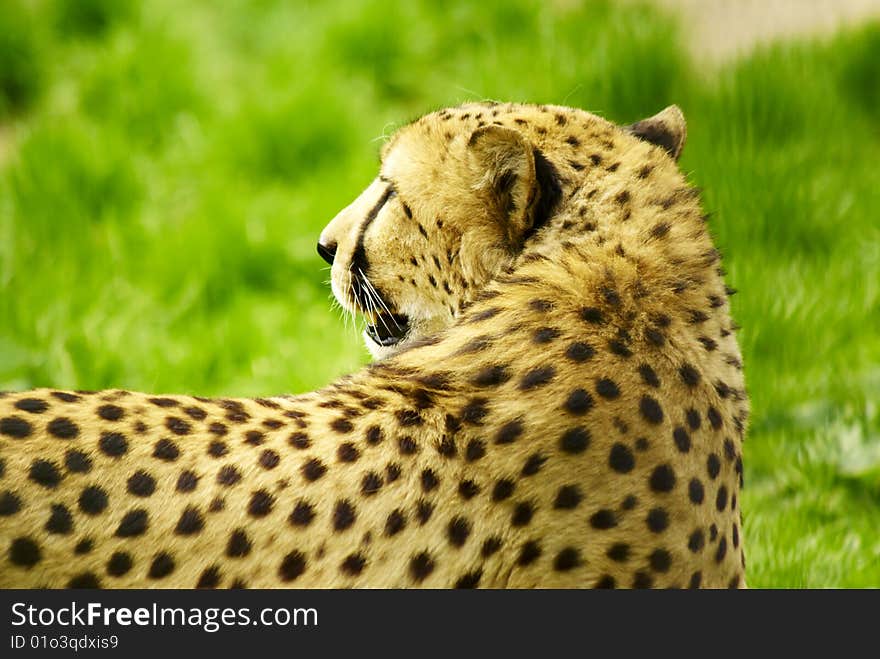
[0,102,747,589]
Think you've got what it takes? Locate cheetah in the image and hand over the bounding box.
[0,102,747,589]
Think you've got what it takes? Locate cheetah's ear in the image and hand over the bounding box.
[625,105,687,160]
[467,124,537,243]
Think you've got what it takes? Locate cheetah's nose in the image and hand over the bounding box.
[317,241,337,265]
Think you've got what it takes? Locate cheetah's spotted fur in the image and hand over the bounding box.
[0,102,747,588]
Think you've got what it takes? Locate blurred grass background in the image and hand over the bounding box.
[1,0,878,587]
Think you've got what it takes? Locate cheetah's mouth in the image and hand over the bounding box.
[364,312,410,347]
[346,272,411,351]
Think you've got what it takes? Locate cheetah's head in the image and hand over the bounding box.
[318,102,686,360]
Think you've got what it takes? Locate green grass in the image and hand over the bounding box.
[1,0,878,588]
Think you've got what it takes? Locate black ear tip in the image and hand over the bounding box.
[625,105,687,160]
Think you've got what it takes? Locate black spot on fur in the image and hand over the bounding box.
[608,339,632,358]
[279,552,307,582]
[248,490,274,517]
[650,465,677,492]
[491,479,515,502]
[554,484,582,509]
[564,389,594,415]
[673,427,691,453]
[646,507,669,533]
[436,436,457,457]
[481,537,503,557]
[217,465,241,487]
[68,572,101,588]
[707,406,723,430]
[289,500,315,527]
[461,398,489,425]
[361,471,383,496]
[337,442,359,463]
[340,553,366,576]
[458,480,480,500]
[645,327,665,346]
[679,364,701,387]
[649,548,672,573]
[639,396,664,424]
[707,454,721,479]
[208,422,228,437]
[519,366,555,390]
[184,406,207,420]
[689,478,705,504]
[302,458,327,482]
[397,436,418,455]
[74,539,94,555]
[45,504,73,534]
[127,470,156,497]
[386,463,401,482]
[384,509,406,536]
[365,425,383,445]
[447,517,471,547]
[99,431,128,457]
[607,543,630,562]
[589,509,618,530]
[226,529,252,558]
[47,417,79,439]
[9,537,41,567]
[65,450,92,473]
[554,547,581,572]
[595,379,620,399]
[0,491,22,516]
[107,552,133,577]
[472,365,511,387]
[565,342,595,362]
[175,506,205,535]
[409,551,435,582]
[608,443,635,473]
[97,404,124,421]
[638,364,661,388]
[560,426,590,454]
[51,391,81,403]
[632,572,653,588]
[517,540,542,566]
[580,307,603,324]
[152,438,180,462]
[521,453,547,476]
[533,327,561,344]
[176,470,199,492]
[333,500,356,531]
[465,440,486,462]
[115,509,148,537]
[455,570,483,589]
[29,460,62,488]
[196,566,222,588]
[421,468,440,491]
[165,416,191,436]
[259,449,280,470]
[15,398,49,414]
[495,419,523,444]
